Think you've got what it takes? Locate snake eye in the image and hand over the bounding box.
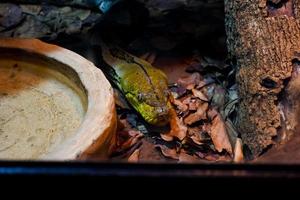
[137,93,144,101]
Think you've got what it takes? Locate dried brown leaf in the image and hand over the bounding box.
[204,154,219,161]
[186,84,195,90]
[129,130,144,137]
[117,119,125,131]
[117,118,132,131]
[178,152,200,163]
[197,77,215,89]
[189,135,204,146]
[210,113,233,154]
[140,52,157,64]
[138,138,166,162]
[128,149,140,163]
[181,96,192,104]
[184,102,208,125]
[202,123,212,134]
[181,96,201,111]
[169,85,187,98]
[222,88,238,120]
[217,155,232,162]
[115,130,144,151]
[173,98,189,112]
[161,109,187,141]
[233,138,244,163]
[155,145,179,160]
[223,99,237,120]
[207,108,219,120]
[188,98,201,111]
[204,153,231,162]
[204,84,216,100]
[188,127,210,145]
[225,119,238,147]
[177,73,201,89]
[194,151,205,159]
[192,88,209,101]
[211,85,225,109]
[160,133,174,142]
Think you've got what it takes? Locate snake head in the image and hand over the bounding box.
[126,91,171,126]
[140,102,171,126]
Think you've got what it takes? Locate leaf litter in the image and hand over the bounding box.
[110,53,242,163]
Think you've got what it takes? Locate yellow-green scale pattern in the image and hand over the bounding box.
[100,43,171,126]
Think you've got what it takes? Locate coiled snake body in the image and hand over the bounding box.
[100,42,171,126]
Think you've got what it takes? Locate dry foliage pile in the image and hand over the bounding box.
[111,55,244,163]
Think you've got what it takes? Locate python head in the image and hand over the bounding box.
[125,90,171,126]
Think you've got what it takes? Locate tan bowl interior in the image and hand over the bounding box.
[0,39,116,160]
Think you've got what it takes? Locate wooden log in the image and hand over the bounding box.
[225,0,300,157]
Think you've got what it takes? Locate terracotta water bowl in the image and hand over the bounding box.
[0,39,116,160]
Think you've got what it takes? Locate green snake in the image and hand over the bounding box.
[99,42,171,126]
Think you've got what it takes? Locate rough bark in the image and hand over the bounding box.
[225,0,300,157]
[0,3,102,39]
[0,0,224,39]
